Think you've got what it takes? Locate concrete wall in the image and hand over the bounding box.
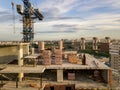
[101,70,109,83]
[0,46,28,64]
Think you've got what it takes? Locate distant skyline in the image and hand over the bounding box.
[0,0,120,41]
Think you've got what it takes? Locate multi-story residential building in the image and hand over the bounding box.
[109,41,120,86]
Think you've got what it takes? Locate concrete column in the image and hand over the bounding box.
[94,88,97,90]
[109,69,113,86]
[18,43,24,82]
[80,37,85,50]
[26,44,30,55]
[57,69,63,82]
[38,41,45,53]
[39,41,45,50]
[31,48,34,55]
[18,43,23,66]
[59,40,63,50]
[41,41,45,50]
[93,37,98,50]
[18,72,24,82]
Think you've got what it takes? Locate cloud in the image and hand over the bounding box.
[0,11,9,15]
[0,7,11,15]
[0,14,20,23]
[0,0,120,40]
[34,11,120,35]
[0,6,20,23]
[37,30,76,34]
[115,19,120,22]
[0,14,13,23]
[38,0,79,17]
[35,0,120,33]
[76,0,120,12]
[53,24,78,28]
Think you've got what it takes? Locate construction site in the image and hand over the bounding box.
[0,0,115,90]
[0,40,113,90]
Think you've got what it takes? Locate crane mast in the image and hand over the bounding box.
[16,0,44,42]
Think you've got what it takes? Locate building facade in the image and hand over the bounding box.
[109,42,120,86]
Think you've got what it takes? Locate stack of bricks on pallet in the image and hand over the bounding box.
[68,73,75,80]
[68,53,78,64]
[54,50,62,65]
[42,50,51,65]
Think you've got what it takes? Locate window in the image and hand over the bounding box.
[50,86,54,90]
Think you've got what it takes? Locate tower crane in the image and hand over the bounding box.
[16,0,44,42]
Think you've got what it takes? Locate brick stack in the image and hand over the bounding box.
[54,50,62,65]
[42,50,51,65]
[68,53,78,64]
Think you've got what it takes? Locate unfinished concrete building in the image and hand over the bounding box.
[80,38,86,50]
[92,37,98,50]
[0,41,113,90]
[105,37,111,44]
[109,42,120,86]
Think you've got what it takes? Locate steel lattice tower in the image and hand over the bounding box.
[16,0,43,42]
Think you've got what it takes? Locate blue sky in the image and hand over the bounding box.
[0,0,120,41]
